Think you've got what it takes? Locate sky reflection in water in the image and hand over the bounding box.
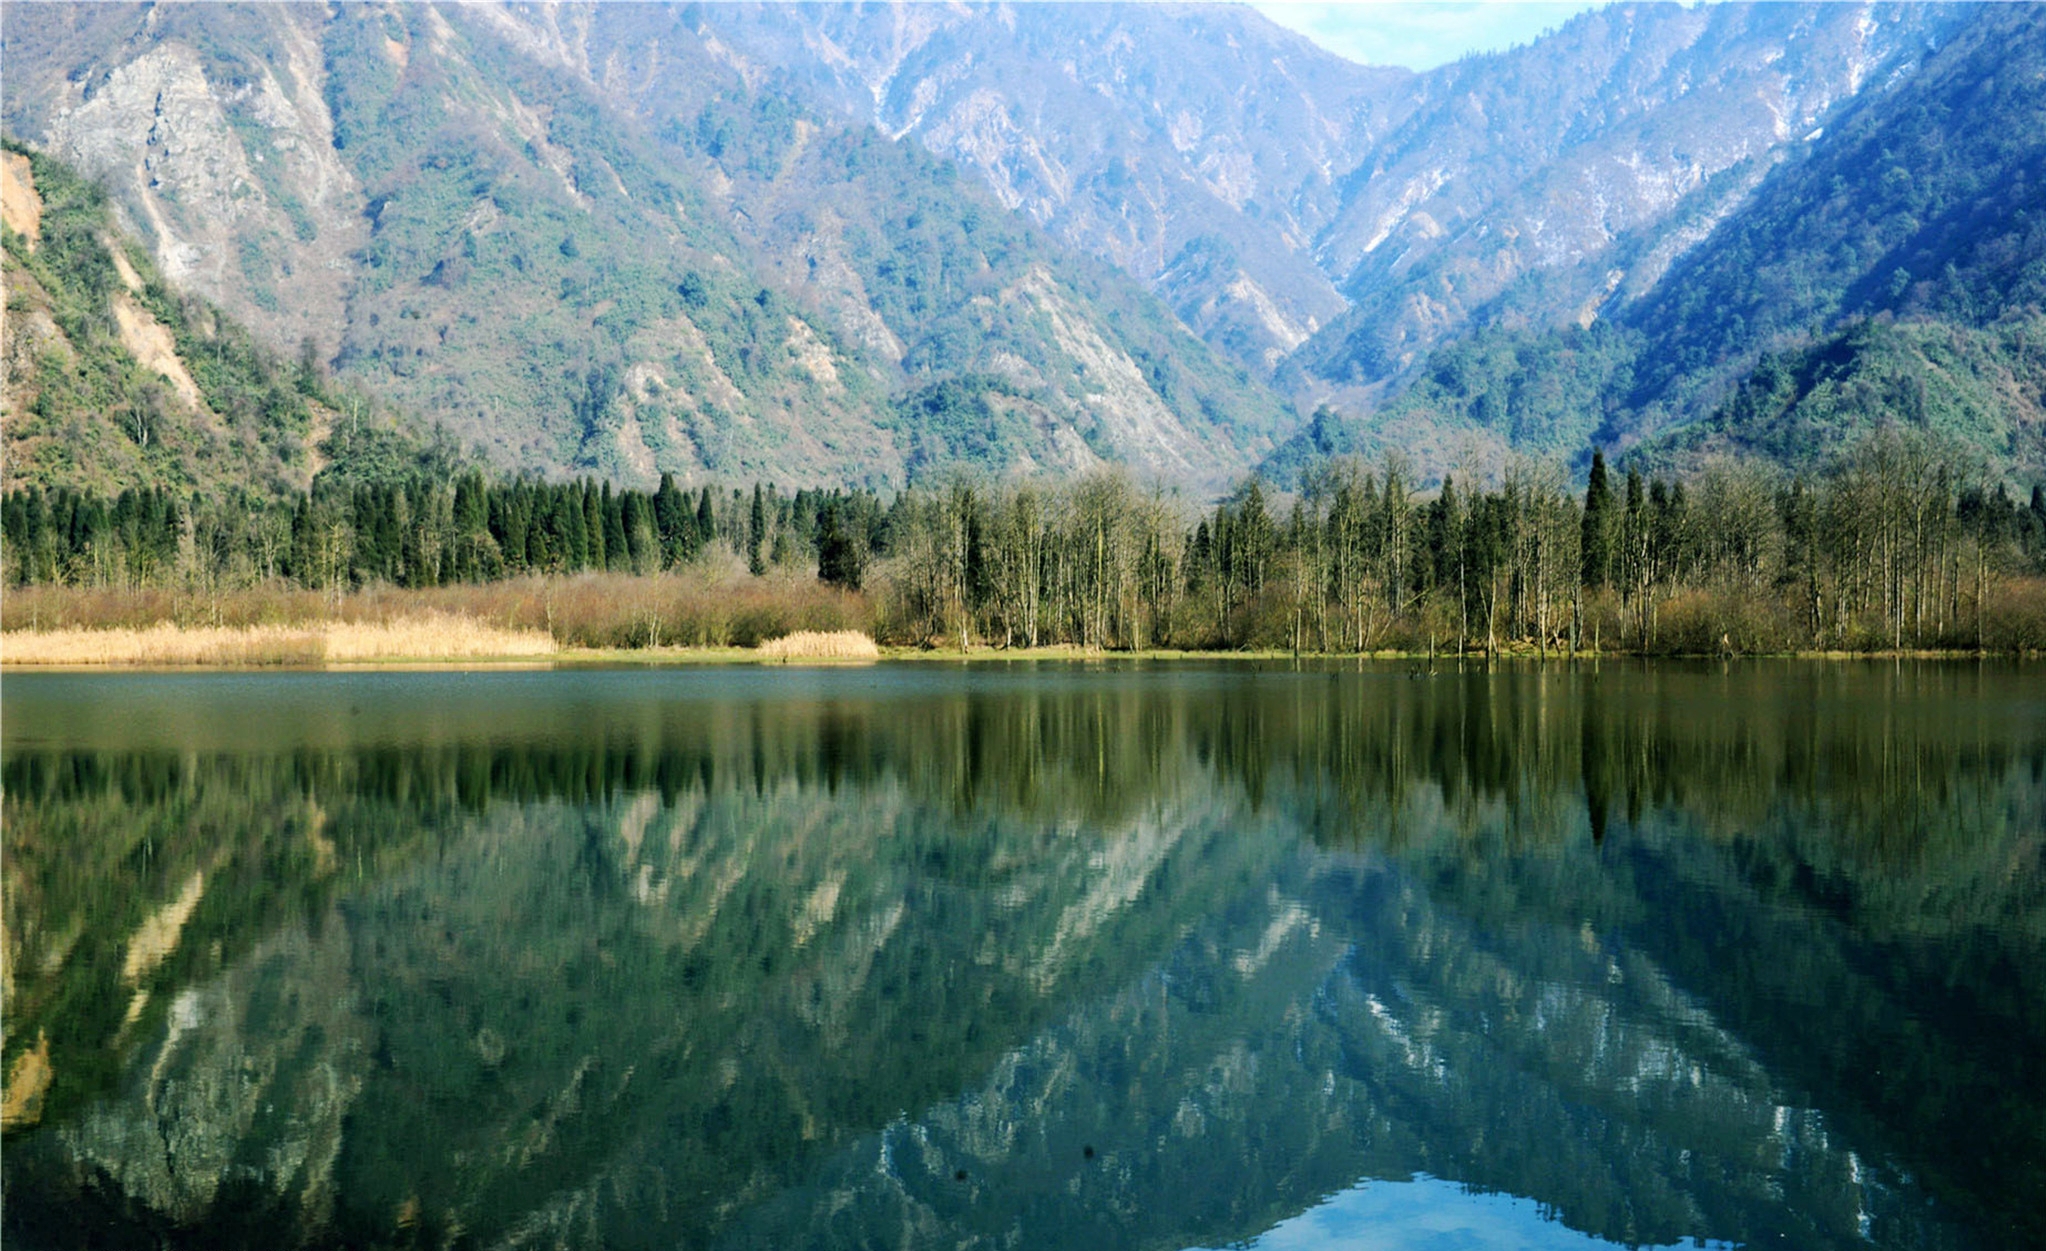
[1193,1175,1737,1251]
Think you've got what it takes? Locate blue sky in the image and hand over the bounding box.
[1251,2,1608,69]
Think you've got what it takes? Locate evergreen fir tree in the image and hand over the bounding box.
[1581,450,1615,589]
[584,482,608,570]
[696,488,716,557]
[748,483,767,576]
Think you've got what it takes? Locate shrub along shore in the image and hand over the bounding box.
[4,566,2045,665]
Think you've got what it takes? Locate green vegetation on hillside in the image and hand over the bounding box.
[8,3,1290,496]
[4,143,312,496]
[315,6,886,481]
[2,140,446,503]
[1275,310,2046,486]
[1645,314,2046,472]
[1265,325,1641,482]
[305,3,1285,487]
[1626,4,2046,408]
[1280,4,2046,487]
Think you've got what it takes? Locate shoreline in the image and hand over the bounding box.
[2,640,2032,671]
[2,608,2034,670]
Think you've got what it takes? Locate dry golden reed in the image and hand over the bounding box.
[755,630,881,661]
[0,612,554,666]
[2,570,876,651]
[320,613,557,661]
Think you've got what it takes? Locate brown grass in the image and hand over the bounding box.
[755,630,881,662]
[322,614,556,661]
[1,569,875,652]
[0,612,555,666]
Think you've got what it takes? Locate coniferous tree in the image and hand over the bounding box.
[1433,473,1467,646]
[748,483,768,576]
[584,482,608,571]
[621,492,652,572]
[653,473,687,567]
[1581,449,1616,590]
[1622,467,1649,627]
[286,496,315,584]
[696,488,716,558]
[817,496,867,590]
[602,482,629,571]
[552,488,589,571]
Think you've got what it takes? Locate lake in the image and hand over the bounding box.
[3,661,2041,1250]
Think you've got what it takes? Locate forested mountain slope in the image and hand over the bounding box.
[5,1,2036,494]
[1268,1,2046,484]
[695,1,1415,376]
[1290,1,1965,393]
[1,141,440,500]
[2,1,1287,492]
[694,2,1961,395]
[1618,0,2046,459]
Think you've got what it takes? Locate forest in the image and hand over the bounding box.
[7,428,2046,656]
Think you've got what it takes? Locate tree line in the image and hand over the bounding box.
[7,429,2046,653]
[873,433,2046,654]
[2,474,884,594]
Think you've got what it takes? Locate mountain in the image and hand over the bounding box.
[5,1,2037,495]
[692,2,1415,376]
[2,1,1289,492]
[1612,0,2046,464]
[688,1,2045,487]
[1291,2,1966,389]
[1,140,440,500]
[689,3,1966,401]
[1265,1,2046,484]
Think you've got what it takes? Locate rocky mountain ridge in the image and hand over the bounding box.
[1298,1,1967,391]
[687,1,1970,397]
[3,1,1288,492]
[696,1,1414,375]
[3,1,2036,494]
[1262,0,2046,483]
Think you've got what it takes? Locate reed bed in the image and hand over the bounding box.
[321,614,556,661]
[755,630,881,662]
[0,612,555,666]
[1,570,874,652]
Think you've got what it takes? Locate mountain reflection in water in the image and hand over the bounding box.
[3,662,2040,1250]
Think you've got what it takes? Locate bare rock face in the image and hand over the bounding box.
[18,4,365,357]
[2,144,352,497]
[0,150,43,244]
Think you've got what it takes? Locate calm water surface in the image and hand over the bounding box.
[3,661,2042,1249]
